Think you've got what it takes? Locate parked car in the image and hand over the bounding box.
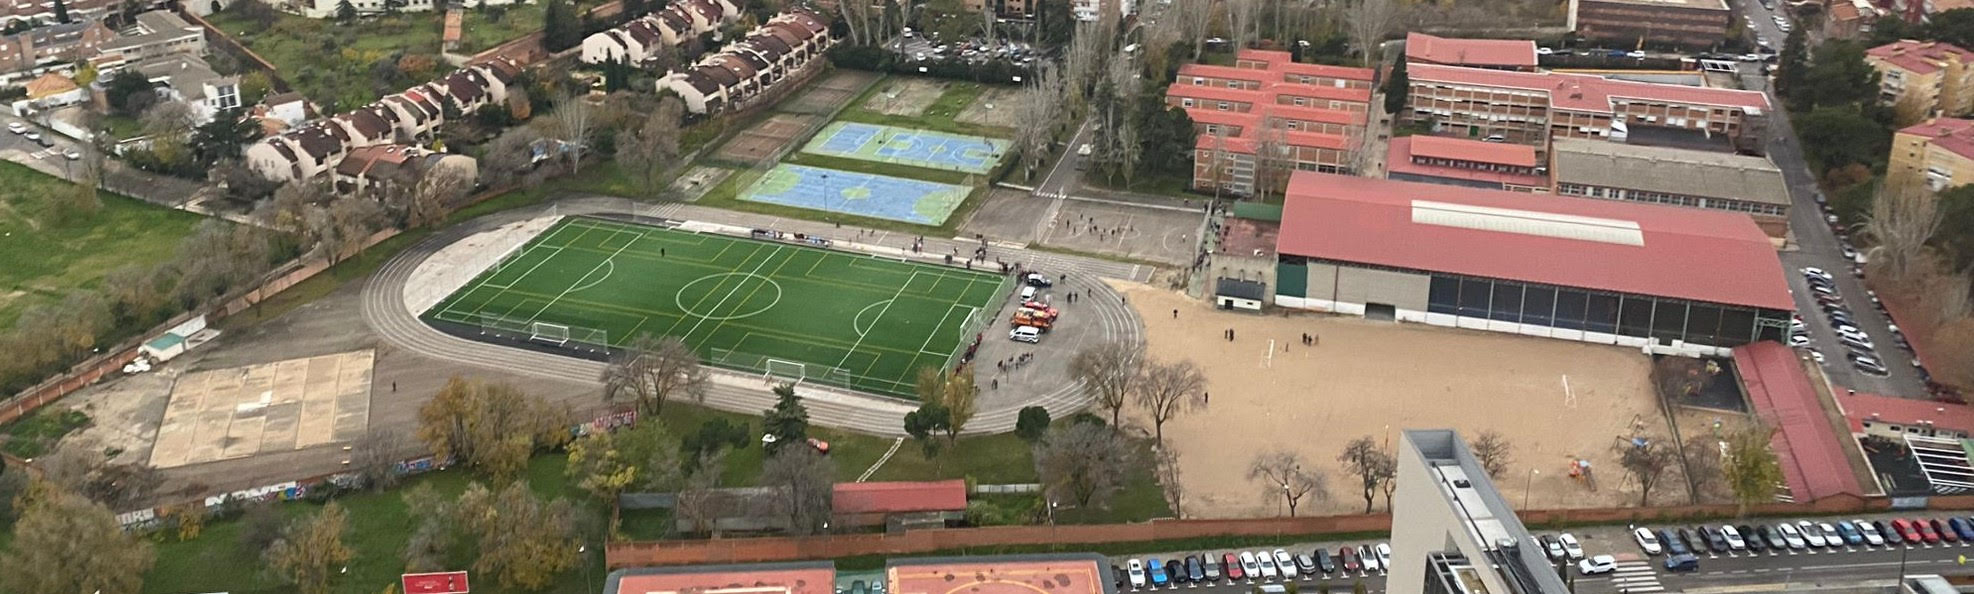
[1677,528,1700,553]
[1127,560,1146,588]
[1701,526,1731,553]
[1665,553,1701,573]
[1113,567,1127,590]
[1203,556,1222,581]
[1831,521,1862,545]
[1559,533,1585,560]
[1634,527,1663,555]
[1579,555,1619,575]
[1167,559,1186,584]
[1951,517,1974,542]
[1294,553,1315,575]
[1741,525,1767,552]
[1359,545,1382,573]
[1854,520,1886,546]
[1777,523,1807,549]
[1796,521,1829,547]
[1722,525,1748,550]
[5,122,23,134]
[1238,551,1259,578]
[1543,535,1568,560]
[1660,529,1690,555]
[1147,560,1168,586]
[1760,524,1788,549]
[1920,518,1944,543]
[1339,547,1361,572]
[1255,552,1278,579]
[1314,549,1335,574]
[1376,544,1391,568]
[1932,519,1960,543]
[1878,520,1906,545]
[1222,553,1245,581]
[1186,557,1205,582]
[1272,549,1297,578]
[1892,518,1922,543]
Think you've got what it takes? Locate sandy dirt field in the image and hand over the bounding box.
[956,86,1022,127]
[1114,283,1676,518]
[865,78,947,116]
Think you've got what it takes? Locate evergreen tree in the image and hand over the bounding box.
[1777,26,1809,109]
[760,383,808,454]
[52,0,69,24]
[1383,57,1408,114]
[335,0,357,21]
[542,0,583,52]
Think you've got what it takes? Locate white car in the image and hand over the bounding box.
[1778,522,1807,549]
[1803,267,1835,281]
[1359,545,1382,572]
[1854,520,1886,546]
[1559,533,1585,560]
[1238,551,1259,576]
[1634,527,1663,555]
[1255,552,1279,579]
[1537,46,1554,55]
[1798,521,1829,547]
[1819,523,1843,546]
[1721,525,1747,550]
[1272,549,1297,578]
[1375,543,1391,568]
[1578,555,1619,575]
[1128,560,1147,588]
[5,121,23,134]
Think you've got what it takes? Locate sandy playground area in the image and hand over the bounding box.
[1113,283,1675,518]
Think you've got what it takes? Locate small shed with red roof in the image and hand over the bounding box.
[1734,342,1864,501]
[831,480,968,530]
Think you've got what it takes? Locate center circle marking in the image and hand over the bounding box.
[674,272,783,321]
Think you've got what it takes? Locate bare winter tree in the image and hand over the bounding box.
[1134,358,1207,446]
[1069,341,1145,430]
[1862,181,1943,282]
[1345,0,1399,66]
[1338,436,1395,513]
[601,333,711,417]
[550,91,594,174]
[1155,446,1186,518]
[1012,61,1065,180]
[1248,123,1290,202]
[397,167,470,230]
[1469,430,1512,480]
[1176,0,1214,59]
[1616,435,1679,507]
[348,428,409,491]
[1248,449,1328,517]
[1225,0,1257,49]
[760,446,834,535]
[614,96,685,196]
[1034,422,1132,508]
[675,451,729,536]
[1063,25,1109,109]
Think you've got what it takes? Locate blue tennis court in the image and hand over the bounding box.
[801,121,1011,174]
[739,164,972,225]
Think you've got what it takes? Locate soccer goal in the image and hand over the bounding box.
[765,359,806,384]
[530,322,571,346]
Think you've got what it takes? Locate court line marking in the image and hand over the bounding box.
[676,245,786,344]
[835,270,916,370]
[520,228,636,326]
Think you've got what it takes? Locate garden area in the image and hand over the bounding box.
[0,162,205,327]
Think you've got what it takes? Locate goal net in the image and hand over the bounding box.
[530,322,570,346]
[765,359,806,384]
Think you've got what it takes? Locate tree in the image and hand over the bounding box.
[1862,181,1944,281]
[1015,406,1052,442]
[550,91,594,173]
[1469,430,1512,480]
[0,482,155,594]
[143,100,197,139]
[761,383,808,454]
[103,69,158,117]
[1615,435,1678,507]
[1344,0,1397,66]
[396,166,469,230]
[913,366,978,443]
[1155,445,1186,517]
[1383,58,1408,115]
[760,446,835,535]
[566,430,639,506]
[543,0,583,51]
[903,400,951,460]
[239,501,287,555]
[1135,358,1207,446]
[614,96,684,196]
[1225,0,1256,49]
[1070,341,1144,430]
[675,450,731,535]
[415,376,571,482]
[400,483,456,572]
[193,108,264,165]
[1723,422,1784,514]
[264,502,354,594]
[1796,105,1893,174]
[39,447,162,510]
[348,428,408,491]
[454,481,581,589]
[600,333,709,417]
[334,0,356,20]
[567,421,683,505]
[681,418,750,473]
[1776,25,1809,106]
[1033,422,1131,508]
[1249,450,1327,517]
[1337,437,1395,513]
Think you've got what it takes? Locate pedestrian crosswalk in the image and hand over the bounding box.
[1606,561,1663,593]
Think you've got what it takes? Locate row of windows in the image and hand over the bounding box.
[1423,273,1787,345]
[1557,183,1786,216]
[1411,156,1540,176]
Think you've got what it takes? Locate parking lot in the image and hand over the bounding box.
[889,35,1040,67]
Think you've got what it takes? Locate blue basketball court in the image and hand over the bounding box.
[738,164,972,225]
[802,122,1011,174]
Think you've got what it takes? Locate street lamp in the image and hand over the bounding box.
[580,544,591,590]
[1523,469,1539,509]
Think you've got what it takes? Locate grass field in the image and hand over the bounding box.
[0,162,205,326]
[206,6,542,109]
[425,217,1011,396]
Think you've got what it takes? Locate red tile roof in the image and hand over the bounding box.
[1186,108,1257,129]
[1408,63,1771,114]
[1263,102,1362,126]
[1868,40,1974,75]
[1386,137,1550,187]
[1406,134,1539,167]
[1235,48,1376,82]
[1735,342,1865,501]
[1899,117,1974,161]
[1264,81,1373,104]
[1843,393,1974,435]
[831,480,967,515]
[1166,84,1265,105]
[1177,63,1268,84]
[1405,32,1537,68]
[1277,172,1794,309]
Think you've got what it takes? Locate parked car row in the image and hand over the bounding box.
[1636,516,1974,559]
[1796,267,1893,377]
[1114,545,1392,590]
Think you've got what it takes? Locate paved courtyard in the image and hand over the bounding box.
[148,350,374,469]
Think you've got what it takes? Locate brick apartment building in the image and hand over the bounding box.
[1403,62,1770,156]
[1166,49,1375,196]
[1570,0,1730,49]
[1866,40,1974,120]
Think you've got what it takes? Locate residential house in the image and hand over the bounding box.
[245,59,511,182]
[580,0,740,66]
[1824,0,1884,40]
[95,11,204,64]
[332,143,476,193]
[1866,40,1974,119]
[0,19,114,80]
[128,54,241,123]
[658,8,831,115]
[17,70,83,108]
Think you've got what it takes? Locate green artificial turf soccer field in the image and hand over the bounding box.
[424,217,1012,396]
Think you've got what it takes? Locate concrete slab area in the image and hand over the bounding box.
[148,350,375,468]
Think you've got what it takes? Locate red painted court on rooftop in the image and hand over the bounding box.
[888,558,1106,594]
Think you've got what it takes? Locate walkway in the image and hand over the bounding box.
[360,196,1148,436]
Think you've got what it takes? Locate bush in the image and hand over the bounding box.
[1015,406,1050,442]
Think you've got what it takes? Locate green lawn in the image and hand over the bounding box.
[425,217,1012,396]
[207,6,543,109]
[0,407,91,458]
[0,162,205,326]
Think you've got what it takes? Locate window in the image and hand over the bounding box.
[1218,102,1230,110]
[1428,275,1460,315]
[1457,277,1491,317]
[1490,283,1522,322]
[1523,286,1555,326]
[1182,98,1195,107]
[1585,293,1620,333]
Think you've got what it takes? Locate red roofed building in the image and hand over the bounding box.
[1384,135,1550,192]
[1866,41,1974,120]
[1889,117,1974,191]
[831,480,967,529]
[1735,342,1865,502]
[1167,53,1374,197]
[1403,63,1770,156]
[1267,171,1793,354]
[1845,393,1974,439]
[1404,33,1537,71]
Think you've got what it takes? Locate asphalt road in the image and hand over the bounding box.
[1725,0,1929,398]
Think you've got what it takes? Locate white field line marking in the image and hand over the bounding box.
[836,270,917,370]
[677,245,786,343]
[857,437,905,482]
[918,304,972,356]
[522,229,635,326]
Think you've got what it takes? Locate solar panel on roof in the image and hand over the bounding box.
[1410,200,1645,246]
